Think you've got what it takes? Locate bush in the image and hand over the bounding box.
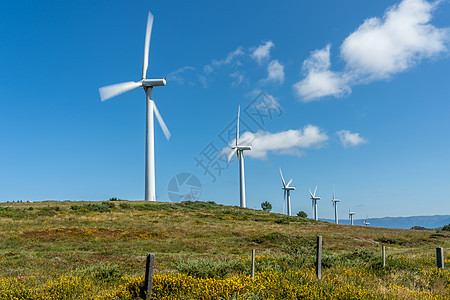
[261,201,272,212]
[102,201,116,209]
[119,203,132,209]
[71,203,111,212]
[84,263,123,282]
[297,211,307,218]
[442,223,450,231]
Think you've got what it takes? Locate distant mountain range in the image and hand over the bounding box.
[321,215,450,229]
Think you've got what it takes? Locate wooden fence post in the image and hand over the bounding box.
[382,245,386,268]
[251,249,256,281]
[143,253,155,299]
[436,247,444,269]
[316,236,322,280]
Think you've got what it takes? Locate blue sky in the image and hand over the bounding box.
[1,0,449,218]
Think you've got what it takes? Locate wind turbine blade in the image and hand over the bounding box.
[227,148,237,163]
[141,11,154,80]
[309,188,313,198]
[314,186,318,197]
[236,106,240,147]
[283,190,286,214]
[153,102,171,140]
[279,168,286,187]
[99,81,142,101]
[287,178,293,187]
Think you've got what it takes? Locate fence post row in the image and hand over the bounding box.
[143,253,155,300]
[316,236,322,280]
[436,247,444,269]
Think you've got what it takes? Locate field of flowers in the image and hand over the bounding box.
[0,200,449,299]
[1,256,449,299]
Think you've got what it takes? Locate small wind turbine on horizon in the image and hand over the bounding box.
[364,216,370,227]
[331,189,340,224]
[98,11,170,201]
[280,168,295,216]
[227,106,251,208]
[348,207,356,225]
[309,186,320,220]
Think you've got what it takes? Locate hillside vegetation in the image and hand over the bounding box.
[0,200,449,299]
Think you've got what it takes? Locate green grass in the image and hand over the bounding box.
[0,200,449,299]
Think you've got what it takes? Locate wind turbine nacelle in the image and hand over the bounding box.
[238,146,252,151]
[143,78,166,87]
[282,187,295,190]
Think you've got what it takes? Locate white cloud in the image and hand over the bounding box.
[293,0,449,101]
[293,45,350,100]
[337,130,367,147]
[251,41,275,64]
[167,66,195,84]
[341,0,448,80]
[265,59,285,83]
[223,125,328,160]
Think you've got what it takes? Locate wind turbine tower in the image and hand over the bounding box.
[309,186,320,220]
[331,190,340,224]
[228,106,251,208]
[99,11,171,201]
[280,168,295,216]
[348,208,356,225]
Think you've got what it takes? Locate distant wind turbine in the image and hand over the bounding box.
[98,11,170,201]
[331,189,340,224]
[364,216,370,227]
[280,168,295,216]
[227,106,251,208]
[348,207,355,225]
[309,186,320,220]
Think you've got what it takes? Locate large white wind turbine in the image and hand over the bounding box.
[331,190,340,224]
[99,11,170,201]
[280,168,295,216]
[227,106,251,208]
[309,186,320,220]
[348,208,355,225]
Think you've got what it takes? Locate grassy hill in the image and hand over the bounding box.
[0,200,449,299]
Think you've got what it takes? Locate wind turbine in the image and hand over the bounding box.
[227,106,251,208]
[348,207,355,225]
[309,186,320,220]
[331,189,340,224]
[364,216,370,227]
[99,11,170,201]
[280,168,295,216]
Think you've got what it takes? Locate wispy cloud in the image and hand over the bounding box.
[251,41,274,64]
[223,125,328,160]
[337,130,367,147]
[294,0,449,101]
[204,47,244,74]
[230,72,246,87]
[167,66,195,85]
